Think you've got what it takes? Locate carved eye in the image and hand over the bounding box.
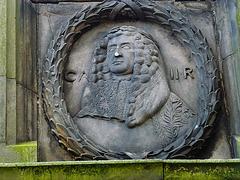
[109,48,115,52]
[64,71,77,82]
[122,44,131,50]
[108,46,116,52]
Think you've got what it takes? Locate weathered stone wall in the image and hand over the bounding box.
[0,0,240,163]
[215,0,240,158]
[0,0,37,163]
[1,0,240,179]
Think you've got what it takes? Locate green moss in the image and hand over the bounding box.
[0,142,37,163]
[1,160,240,179]
[164,162,240,180]
[237,0,240,33]
[0,160,163,180]
[7,141,37,162]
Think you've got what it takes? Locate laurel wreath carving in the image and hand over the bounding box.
[42,0,220,160]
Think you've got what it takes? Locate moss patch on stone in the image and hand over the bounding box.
[0,141,37,163]
[1,159,240,179]
[164,160,240,179]
[0,160,163,180]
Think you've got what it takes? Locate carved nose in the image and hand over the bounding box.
[115,51,122,57]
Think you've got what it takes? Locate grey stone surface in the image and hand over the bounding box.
[0,0,7,77]
[25,3,37,93]
[198,105,232,159]
[37,3,92,64]
[215,0,239,59]
[215,0,240,139]
[32,92,38,140]
[14,0,38,144]
[27,90,33,140]
[6,78,16,145]
[62,20,200,114]
[38,105,72,161]
[38,0,231,160]
[0,77,6,143]
[16,84,38,143]
[16,84,27,142]
[16,0,37,92]
[72,26,196,154]
[222,53,240,136]
[16,0,26,86]
[26,90,38,141]
[38,2,94,161]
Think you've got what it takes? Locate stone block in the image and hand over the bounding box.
[26,90,38,141]
[27,90,33,140]
[6,78,16,145]
[32,92,38,141]
[6,0,16,79]
[16,84,38,143]
[0,77,6,143]
[16,84,27,142]
[0,0,7,76]
[25,2,37,93]
[16,0,25,86]
[222,52,240,136]
[16,0,36,90]
[215,0,239,59]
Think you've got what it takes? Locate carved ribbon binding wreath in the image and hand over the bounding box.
[42,0,220,160]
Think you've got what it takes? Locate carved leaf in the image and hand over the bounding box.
[161,94,186,142]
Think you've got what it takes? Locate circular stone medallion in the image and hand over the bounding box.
[42,0,220,160]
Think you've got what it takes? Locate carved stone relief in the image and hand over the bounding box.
[42,0,220,160]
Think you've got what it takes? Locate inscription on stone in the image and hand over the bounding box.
[64,70,88,83]
[170,68,194,80]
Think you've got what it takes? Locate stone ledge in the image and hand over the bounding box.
[164,159,240,179]
[1,159,240,179]
[0,159,163,180]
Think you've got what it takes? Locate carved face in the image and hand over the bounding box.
[106,35,135,75]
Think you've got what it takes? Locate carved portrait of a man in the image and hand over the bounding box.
[75,26,195,134]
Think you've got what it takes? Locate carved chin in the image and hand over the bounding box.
[110,65,132,75]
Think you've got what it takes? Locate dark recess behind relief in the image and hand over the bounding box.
[31,0,209,4]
